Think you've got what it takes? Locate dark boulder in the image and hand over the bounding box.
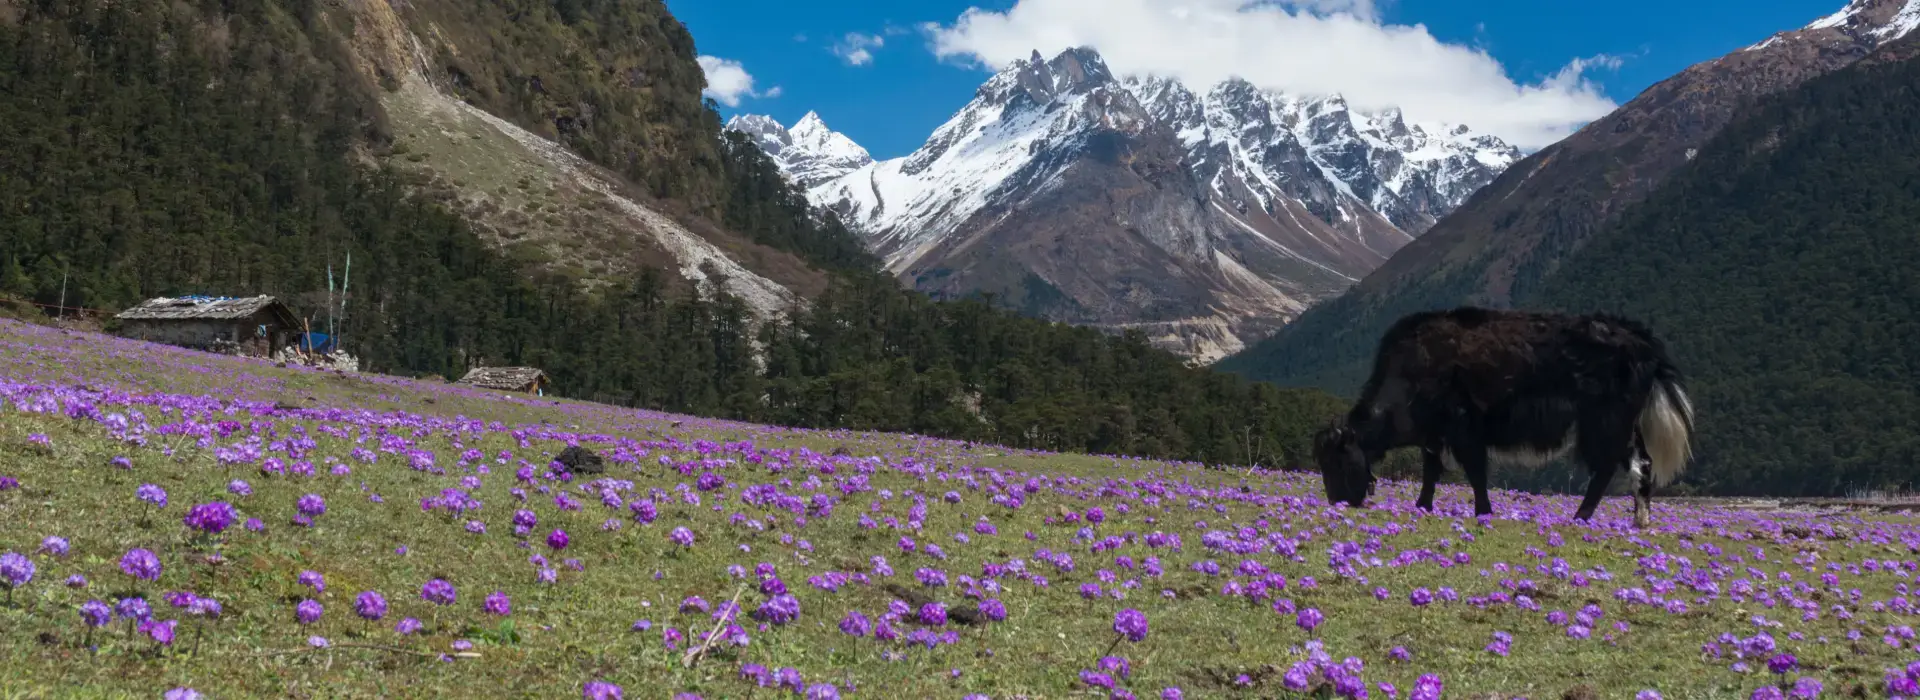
[553,445,605,475]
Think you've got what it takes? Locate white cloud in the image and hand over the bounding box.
[923,0,1621,149]
[833,33,887,66]
[697,55,776,107]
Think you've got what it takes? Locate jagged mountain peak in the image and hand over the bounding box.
[1744,0,1920,51]
[726,113,782,132]
[723,112,873,189]
[790,111,829,135]
[757,45,1519,362]
[976,46,1122,108]
[1807,0,1920,40]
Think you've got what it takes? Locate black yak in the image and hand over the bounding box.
[1312,307,1694,528]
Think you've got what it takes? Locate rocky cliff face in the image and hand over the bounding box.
[322,0,823,323]
[731,48,1517,362]
[1218,0,1920,391]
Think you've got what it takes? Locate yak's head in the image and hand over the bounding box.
[1312,419,1373,508]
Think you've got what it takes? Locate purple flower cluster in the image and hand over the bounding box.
[421,578,457,606]
[4,319,1920,699]
[183,501,236,534]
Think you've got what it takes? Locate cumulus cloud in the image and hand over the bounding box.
[922,0,1621,149]
[697,56,776,107]
[833,33,887,66]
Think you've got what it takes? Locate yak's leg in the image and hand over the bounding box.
[1574,412,1635,522]
[1630,438,1654,529]
[1443,433,1493,517]
[1574,461,1618,522]
[1415,444,1446,512]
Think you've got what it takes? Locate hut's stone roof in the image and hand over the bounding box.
[456,367,548,390]
[116,295,291,322]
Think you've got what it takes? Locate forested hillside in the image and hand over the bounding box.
[1527,47,1920,496]
[1216,3,1920,396]
[1230,36,1920,496]
[0,0,1346,470]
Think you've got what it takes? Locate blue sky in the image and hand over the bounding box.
[670,0,1848,158]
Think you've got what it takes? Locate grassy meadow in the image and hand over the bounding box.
[0,318,1916,699]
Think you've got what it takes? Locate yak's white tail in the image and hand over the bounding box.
[1637,379,1694,488]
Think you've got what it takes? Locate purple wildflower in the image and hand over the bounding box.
[1767,653,1797,674]
[918,602,948,626]
[485,591,512,616]
[136,483,168,508]
[79,599,112,627]
[38,536,69,557]
[182,502,237,534]
[668,527,695,547]
[355,591,388,621]
[0,552,33,592]
[582,680,625,699]
[1296,607,1324,633]
[421,578,457,606]
[1408,674,1444,700]
[839,611,871,637]
[1114,608,1149,642]
[119,548,162,581]
[295,599,323,624]
[141,618,177,645]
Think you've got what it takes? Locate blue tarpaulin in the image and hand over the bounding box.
[298,333,336,353]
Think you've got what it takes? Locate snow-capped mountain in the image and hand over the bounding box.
[1746,0,1920,50]
[728,47,1518,363]
[725,112,874,188]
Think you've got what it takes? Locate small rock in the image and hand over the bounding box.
[553,445,605,475]
[880,583,935,609]
[947,605,983,626]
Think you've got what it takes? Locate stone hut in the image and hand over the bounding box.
[114,295,303,357]
[455,366,550,395]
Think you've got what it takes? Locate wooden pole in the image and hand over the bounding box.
[337,252,350,351]
[57,262,69,321]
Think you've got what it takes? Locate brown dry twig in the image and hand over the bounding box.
[229,643,480,659]
[681,586,748,668]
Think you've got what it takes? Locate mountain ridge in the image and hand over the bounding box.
[1524,27,1920,495]
[1217,0,1920,391]
[730,47,1519,362]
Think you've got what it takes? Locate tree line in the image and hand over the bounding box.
[0,0,1348,471]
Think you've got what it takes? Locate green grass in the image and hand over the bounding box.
[0,318,1916,699]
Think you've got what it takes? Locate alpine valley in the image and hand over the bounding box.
[728,48,1520,363]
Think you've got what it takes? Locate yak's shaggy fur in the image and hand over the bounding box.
[1313,307,1695,527]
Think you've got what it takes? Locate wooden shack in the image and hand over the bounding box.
[114,295,302,357]
[455,366,550,395]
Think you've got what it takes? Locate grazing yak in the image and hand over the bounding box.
[1312,307,1694,528]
